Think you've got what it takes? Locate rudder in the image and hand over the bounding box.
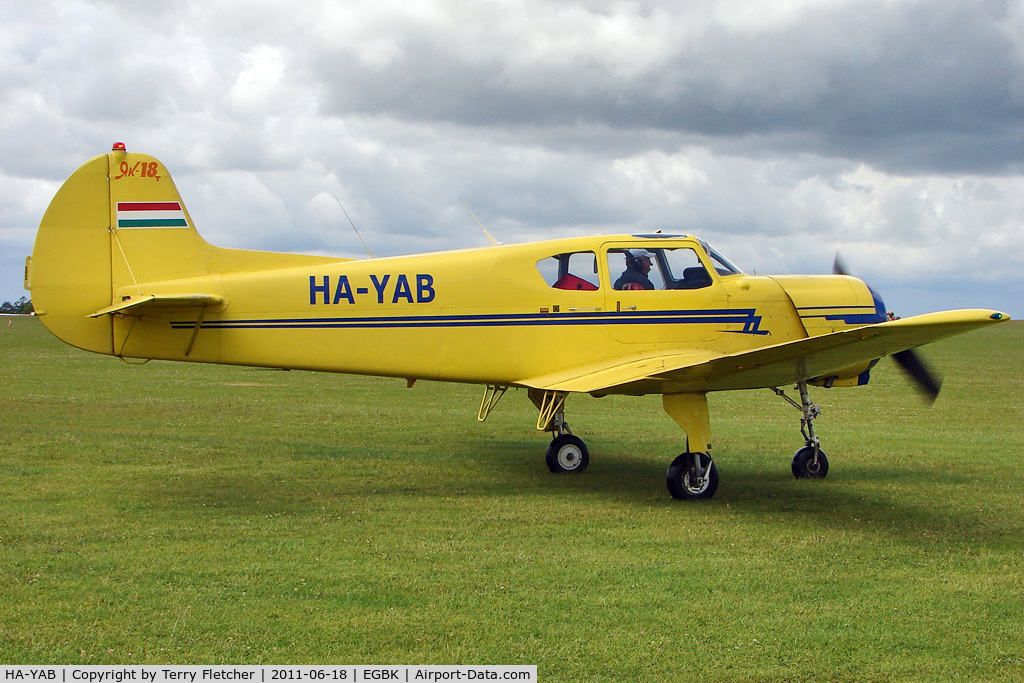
[26,143,213,354]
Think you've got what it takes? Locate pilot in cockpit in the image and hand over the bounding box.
[614,249,656,290]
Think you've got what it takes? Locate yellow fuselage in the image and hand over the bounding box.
[25,147,1010,500]
[27,150,885,394]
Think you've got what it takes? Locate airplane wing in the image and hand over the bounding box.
[518,309,1008,395]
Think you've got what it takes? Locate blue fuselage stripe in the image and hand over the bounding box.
[170,308,768,333]
[798,304,886,325]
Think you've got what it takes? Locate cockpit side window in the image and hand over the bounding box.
[536,251,600,290]
[608,247,713,290]
[661,248,713,289]
[608,248,663,289]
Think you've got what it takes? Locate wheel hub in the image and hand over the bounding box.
[558,445,581,469]
[683,468,708,494]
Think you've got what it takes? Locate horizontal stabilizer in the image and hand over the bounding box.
[89,294,225,318]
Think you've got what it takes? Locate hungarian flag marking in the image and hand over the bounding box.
[117,202,188,229]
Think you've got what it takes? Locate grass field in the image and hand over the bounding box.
[2,316,1023,681]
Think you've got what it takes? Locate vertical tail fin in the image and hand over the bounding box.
[26,143,213,354]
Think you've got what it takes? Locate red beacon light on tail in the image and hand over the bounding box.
[112,142,126,151]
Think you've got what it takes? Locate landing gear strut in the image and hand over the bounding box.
[531,389,590,474]
[773,381,830,479]
[663,393,719,500]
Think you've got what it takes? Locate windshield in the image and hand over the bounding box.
[698,239,744,275]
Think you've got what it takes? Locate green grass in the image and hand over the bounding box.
[2,317,1023,681]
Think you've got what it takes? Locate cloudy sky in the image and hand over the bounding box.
[3,0,1023,316]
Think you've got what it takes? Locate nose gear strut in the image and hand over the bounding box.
[772,381,830,479]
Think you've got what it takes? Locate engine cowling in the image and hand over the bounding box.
[770,274,888,387]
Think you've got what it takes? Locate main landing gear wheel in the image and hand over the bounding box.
[791,446,829,479]
[666,452,719,500]
[546,434,590,473]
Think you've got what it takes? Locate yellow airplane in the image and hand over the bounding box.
[25,143,1010,500]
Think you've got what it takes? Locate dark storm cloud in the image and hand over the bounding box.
[310,0,1024,174]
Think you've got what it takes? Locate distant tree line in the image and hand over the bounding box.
[1,297,33,314]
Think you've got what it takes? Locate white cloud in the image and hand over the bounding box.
[0,0,1022,316]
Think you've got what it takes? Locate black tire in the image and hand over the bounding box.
[791,446,829,479]
[666,452,719,500]
[545,434,590,473]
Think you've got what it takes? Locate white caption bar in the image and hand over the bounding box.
[0,667,537,683]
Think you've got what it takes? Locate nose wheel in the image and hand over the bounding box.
[774,381,831,480]
[791,445,829,478]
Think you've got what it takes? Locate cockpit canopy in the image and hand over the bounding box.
[536,236,743,292]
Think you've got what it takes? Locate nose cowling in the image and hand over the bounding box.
[832,258,943,402]
[769,274,885,338]
[763,273,884,387]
